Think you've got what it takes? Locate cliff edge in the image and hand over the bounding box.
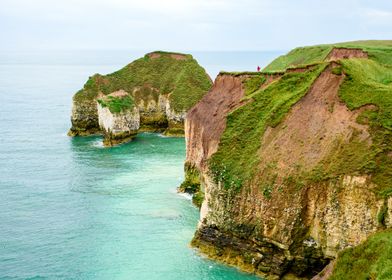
[184,41,392,279]
[68,51,212,145]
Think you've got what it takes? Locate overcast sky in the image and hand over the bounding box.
[0,0,391,51]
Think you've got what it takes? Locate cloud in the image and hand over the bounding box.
[0,0,391,51]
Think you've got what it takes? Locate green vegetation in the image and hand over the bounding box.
[262,185,273,199]
[318,59,392,197]
[264,40,392,72]
[331,66,342,75]
[97,95,135,113]
[336,41,392,66]
[146,50,192,57]
[243,75,267,96]
[329,229,392,280]
[179,164,201,194]
[264,45,332,72]
[339,59,392,129]
[192,190,205,209]
[209,63,328,191]
[200,41,392,278]
[211,41,392,196]
[220,70,285,76]
[378,201,388,227]
[74,51,212,112]
[179,164,204,208]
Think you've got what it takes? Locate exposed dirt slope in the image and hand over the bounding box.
[327,48,368,61]
[185,74,246,169]
[258,65,371,177]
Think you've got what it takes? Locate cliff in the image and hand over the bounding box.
[184,41,392,279]
[68,51,212,145]
[97,90,140,146]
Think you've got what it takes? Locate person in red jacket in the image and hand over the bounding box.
[257,66,261,72]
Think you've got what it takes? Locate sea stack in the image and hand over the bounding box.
[68,51,212,146]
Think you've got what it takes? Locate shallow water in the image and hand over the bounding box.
[0,51,282,279]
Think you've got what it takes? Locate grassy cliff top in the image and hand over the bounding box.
[97,94,135,114]
[73,51,212,112]
[145,50,193,58]
[210,41,392,197]
[264,40,392,72]
[219,70,285,76]
[330,229,392,280]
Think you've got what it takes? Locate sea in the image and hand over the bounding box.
[0,50,284,280]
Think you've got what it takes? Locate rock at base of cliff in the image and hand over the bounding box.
[97,94,140,146]
[102,131,138,146]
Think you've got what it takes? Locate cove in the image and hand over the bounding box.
[0,52,262,279]
[0,132,258,279]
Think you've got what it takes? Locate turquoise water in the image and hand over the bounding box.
[0,51,281,279]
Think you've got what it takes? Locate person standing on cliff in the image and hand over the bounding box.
[257,66,261,72]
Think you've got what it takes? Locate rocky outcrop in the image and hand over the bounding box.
[184,43,392,279]
[132,85,187,135]
[192,173,387,278]
[97,91,140,146]
[95,88,187,145]
[68,98,100,136]
[68,51,212,144]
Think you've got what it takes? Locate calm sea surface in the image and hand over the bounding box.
[0,50,283,279]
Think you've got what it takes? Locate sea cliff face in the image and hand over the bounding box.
[184,42,392,279]
[68,51,212,145]
[97,91,140,146]
[69,98,100,136]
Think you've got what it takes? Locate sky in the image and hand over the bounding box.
[0,0,391,51]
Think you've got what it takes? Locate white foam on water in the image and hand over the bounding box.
[157,133,168,138]
[177,192,192,200]
[91,139,104,148]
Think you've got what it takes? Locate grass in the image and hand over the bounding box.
[146,50,192,57]
[324,59,392,197]
[264,40,392,72]
[378,201,388,227]
[210,55,392,196]
[73,51,212,113]
[241,43,392,196]
[192,190,204,209]
[243,75,267,96]
[97,95,135,114]
[178,164,204,208]
[264,45,332,72]
[336,41,392,66]
[329,229,392,280]
[200,41,392,278]
[339,59,392,129]
[209,63,328,190]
